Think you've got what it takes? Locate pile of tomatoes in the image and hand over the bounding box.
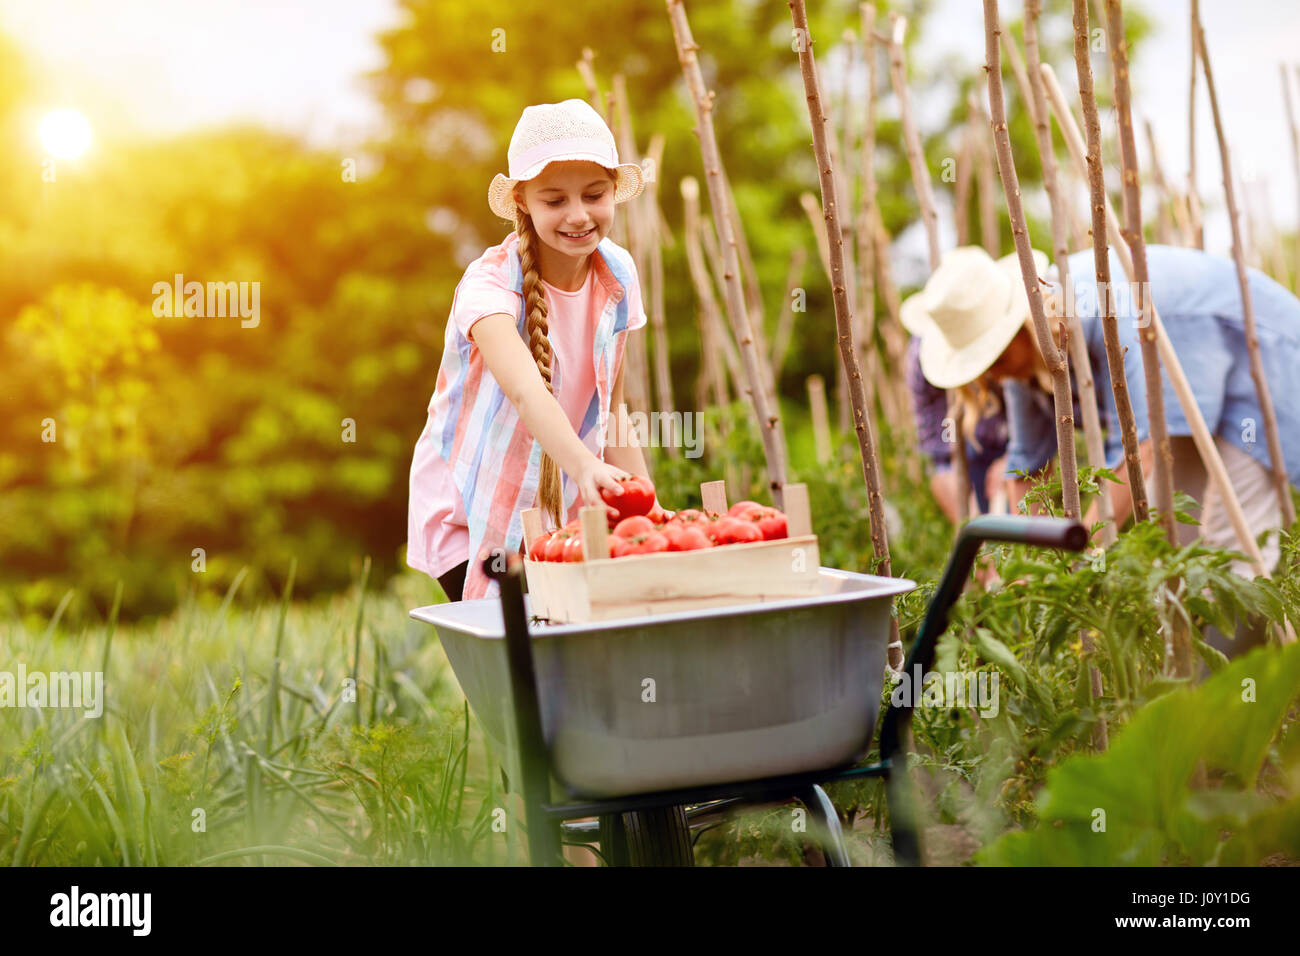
[526,475,790,562]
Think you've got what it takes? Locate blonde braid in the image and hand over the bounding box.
[516,211,564,528]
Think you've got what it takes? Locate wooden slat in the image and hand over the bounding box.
[700,479,728,515]
[783,482,812,537]
[579,505,609,561]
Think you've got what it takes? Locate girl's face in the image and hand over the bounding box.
[515,161,616,258]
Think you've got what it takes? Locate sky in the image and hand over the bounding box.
[3,0,1298,269]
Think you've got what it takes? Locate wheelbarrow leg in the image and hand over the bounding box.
[799,785,850,867]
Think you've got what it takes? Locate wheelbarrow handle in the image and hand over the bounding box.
[878,515,1087,762]
[481,550,565,865]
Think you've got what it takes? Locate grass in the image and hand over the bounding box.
[0,564,515,866]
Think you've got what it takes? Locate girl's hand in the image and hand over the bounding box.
[577,459,632,519]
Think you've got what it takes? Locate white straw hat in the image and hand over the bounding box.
[900,245,1049,389]
[488,99,647,224]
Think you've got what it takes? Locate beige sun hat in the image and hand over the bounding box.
[487,99,648,224]
[900,245,1050,389]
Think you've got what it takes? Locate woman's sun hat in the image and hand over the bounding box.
[488,99,648,224]
[900,245,1050,389]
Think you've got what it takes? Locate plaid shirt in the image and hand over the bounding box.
[409,230,640,600]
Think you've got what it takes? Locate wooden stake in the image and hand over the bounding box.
[1106,0,1178,540]
[971,88,1000,256]
[984,0,1081,520]
[807,374,832,464]
[1194,11,1295,528]
[668,0,789,504]
[789,0,901,671]
[1281,64,1300,294]
[1071,0,1150,525]
[1025,0,1113,538]
[681,177,740,408]
[887,13,941,270]
[770,246,808,387]
[640,130,676,451]
[1188,0,1204,248]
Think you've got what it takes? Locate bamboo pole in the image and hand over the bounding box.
[985,0,1081,520]
[887,12,967,516]
[1025,0,1114,541]
[637,129,677,454]
[954,117,973,247]
[1070,0,1151,526]
[971,89,1000,256]
[1188,0,1204,248]
[668,0,788,503]
[1282,64,1300,293]
[1194,12,1295,528]
[1106,0,1178,541]
[1144,118,1194,246]
[1107,0,1192,678]
[887,13,941,270]
[801,190,852,434]
[1042,62,1276,579]
[789,0,901,671]
[807,374,832,465]
[999,23,1040,132]
[856,4,887,427]
[770,245,808,387]
[682,178,742,407]
[1024,2,1108,744]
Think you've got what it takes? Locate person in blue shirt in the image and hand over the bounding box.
[903,244,1300,581]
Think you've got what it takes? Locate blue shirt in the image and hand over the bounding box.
[1003,245,1300,485]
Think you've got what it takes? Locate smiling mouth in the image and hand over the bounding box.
[559,228,595,240]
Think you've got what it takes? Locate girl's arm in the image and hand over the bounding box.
[469,313,629,510]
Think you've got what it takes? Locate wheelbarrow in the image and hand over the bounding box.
[408,514,1087,865]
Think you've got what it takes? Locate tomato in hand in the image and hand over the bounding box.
[613,515,656,538]
[600,475,656,522]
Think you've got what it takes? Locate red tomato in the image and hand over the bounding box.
[711,516,762,545]
[600,475,656,522]
[563,519,582,533]
[669,508,705,526]
[614,515,656,538]
[646,503,669,525]
[608,534,632,558]
[735,505,788,540]
[543,532,571,562]
[663,525,713,552]
[562,534,585,562]
[528,531,553,562]
[624,531,669,555]
[727,500,764,518]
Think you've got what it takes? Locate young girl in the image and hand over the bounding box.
[407,99,659,602]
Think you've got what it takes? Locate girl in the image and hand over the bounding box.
[407,99,660,602]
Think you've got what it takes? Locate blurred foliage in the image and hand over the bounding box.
[0,1,1150,623]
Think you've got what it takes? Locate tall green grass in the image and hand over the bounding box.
[0,564,511,866]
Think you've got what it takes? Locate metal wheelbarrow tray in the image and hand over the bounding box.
[409,515,1088,866]
[411,568,914,798]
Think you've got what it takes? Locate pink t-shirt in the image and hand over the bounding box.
[412,258,643,578]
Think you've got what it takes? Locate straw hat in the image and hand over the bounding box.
[900,245,1049,389]
[488,99,647,224]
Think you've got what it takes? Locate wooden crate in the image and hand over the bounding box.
[521,480,821,623]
